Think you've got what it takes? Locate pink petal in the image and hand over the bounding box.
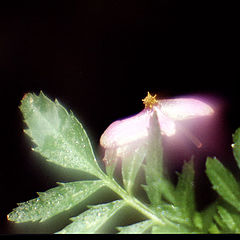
[159,98,214,120]
[154,106,176,136]
[100,109,150,149]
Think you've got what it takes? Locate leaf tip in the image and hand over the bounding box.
[39,90,45,97]
[206,156,214,164]
[56,182,65,186]
[22,93,29,101]
[54,98,59,104]
[19,93,30,107]
[6,214,11,222]
[6,212,16,222]
[36,191,42,196]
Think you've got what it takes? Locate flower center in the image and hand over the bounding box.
[142,92,158,109]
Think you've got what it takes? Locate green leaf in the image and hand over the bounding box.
[152,204,187,225]
[232,127,240,170]
[121,142,147,194]
[143,177,175,205]
[217,205,240,232]
[117,220,153,234]
[56,200,126,234]
[144,111,164,205]
[175,160,195,223]
[7,180,104,223]
[193,212,203,230]
[206,157,240,211]
[199,202,217,233]
[20,92,102,177]
[208,223,221,234]
[103,148,118,178]
[151,222,192,234]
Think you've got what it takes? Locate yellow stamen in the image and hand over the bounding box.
[142,92,158,109]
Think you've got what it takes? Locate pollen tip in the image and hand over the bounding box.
[142,92,158,109]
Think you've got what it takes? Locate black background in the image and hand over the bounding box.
[0,0,239,234]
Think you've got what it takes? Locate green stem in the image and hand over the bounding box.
[97,171,165,225]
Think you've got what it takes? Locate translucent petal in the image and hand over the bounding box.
[159,98,214,120]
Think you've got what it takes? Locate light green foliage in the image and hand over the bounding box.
[206,157,240,211]
[216,205,240,232]
[57,200,126,233]
[7,180,104,223]
[206,151,240,233]
[199,202,218,233]
[7,92,240,234]
[20,92,102,177]
[232,128,240,169]
[151,222,192,234]
[175,160,195,224]
[104,148,118,177]
[117,220,153,234]
[121,142,147,194]
[147,160,198,233]
[144,112,164,205]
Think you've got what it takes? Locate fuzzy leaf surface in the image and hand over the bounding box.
[232,127,240,169]
[57,200,125,234]
[121,142,147,194]
[175,160,195,224]
[7,180,104,223]
[117,220,153,234]
[199,202,218,233]
[216,205,240,233]
[151,222,192,233]
[20,92,102,177]
[104,148,118,177]
[144,111,164,205]
[206,157,240,211]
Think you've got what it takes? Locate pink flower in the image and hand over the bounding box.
[100,92,214,151]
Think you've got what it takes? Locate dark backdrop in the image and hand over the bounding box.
[0,1,239,233]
